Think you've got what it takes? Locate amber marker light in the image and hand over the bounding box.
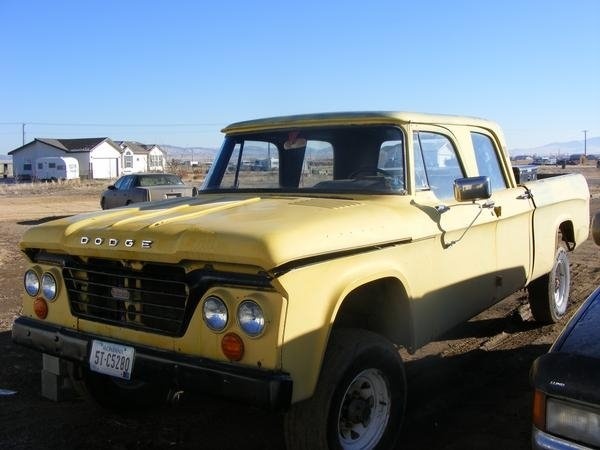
[221,333,244,361]
[33,298,48,319]
[532,390,546,431]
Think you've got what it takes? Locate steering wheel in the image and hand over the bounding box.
[349,167,390,179]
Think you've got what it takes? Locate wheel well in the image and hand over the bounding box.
[333,278,412,350]
[559,221,575,249]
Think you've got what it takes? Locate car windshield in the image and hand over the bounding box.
[203,125,406,194]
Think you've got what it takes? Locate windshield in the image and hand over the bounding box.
[203,125,405,194]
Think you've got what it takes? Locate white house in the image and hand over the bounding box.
[9,138,166,180]
[9,138,121,180]
[117,141,166,174]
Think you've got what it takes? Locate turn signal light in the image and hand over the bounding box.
[532,390,546,431]
[33,297,48,319]
[221,333,244,361]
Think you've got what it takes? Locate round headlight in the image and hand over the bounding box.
[237,300,265,337]
[41,272,57,301]
[203,296,228,331]
[24,270,40,297]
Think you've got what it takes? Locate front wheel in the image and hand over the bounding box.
[284,329,406,450]
[528,244,570,324]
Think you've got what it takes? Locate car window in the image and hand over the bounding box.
[471,132,507,191]
[164,175,184,185]
[413,131,464,200]
[139,176,158,187]
[113,176,128,190]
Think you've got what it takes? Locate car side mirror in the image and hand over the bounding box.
[454,176,491,202]
[107,185,116,191]
[592,211,600,246]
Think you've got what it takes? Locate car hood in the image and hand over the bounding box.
[21,193,413,271]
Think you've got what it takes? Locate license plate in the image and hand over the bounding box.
[89,340,135,380]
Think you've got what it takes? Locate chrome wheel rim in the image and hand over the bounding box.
[337,368,391,450]
[553,253,569,315]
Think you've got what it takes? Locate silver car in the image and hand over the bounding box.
[100,173,197,209]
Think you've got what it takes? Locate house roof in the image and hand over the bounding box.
[119,141,151,155]
[8,138,161,156]
[8,137,116,155]
[36,137,108,151]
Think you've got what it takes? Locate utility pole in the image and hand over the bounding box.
[582,130,588,156]
[22,123,25,146]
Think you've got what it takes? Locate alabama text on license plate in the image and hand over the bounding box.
[89,340,135,380]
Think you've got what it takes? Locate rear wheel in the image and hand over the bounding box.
[528,237,570,324]
[284,329,406,450]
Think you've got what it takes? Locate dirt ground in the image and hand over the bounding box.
[1,168,599,450]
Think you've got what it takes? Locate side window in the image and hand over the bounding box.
[414,131,464,200]
[412,133,429,190]
[118,176,133,190]
[471,132,507,191]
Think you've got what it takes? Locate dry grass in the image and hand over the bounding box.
[0,179,108,197]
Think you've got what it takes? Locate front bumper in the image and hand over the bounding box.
[12,316,292,411]
[532,427,593,450]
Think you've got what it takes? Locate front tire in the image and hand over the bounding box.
[284,329,406,450]
[528,243,570,324]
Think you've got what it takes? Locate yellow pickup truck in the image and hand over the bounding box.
[12,112,590,449]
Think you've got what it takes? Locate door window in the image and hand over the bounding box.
[471,133,507,191]
[413,131,464,199]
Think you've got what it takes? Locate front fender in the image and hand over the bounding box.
[277,245,416,403]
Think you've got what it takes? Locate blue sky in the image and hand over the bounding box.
[1,0,598,152]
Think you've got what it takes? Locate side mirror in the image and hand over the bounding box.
[454,176,491,202]
[592,211,600,246]
[107,185,116,191]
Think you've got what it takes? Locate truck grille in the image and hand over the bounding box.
[63,260,189,336]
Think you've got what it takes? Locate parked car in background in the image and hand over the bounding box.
[530,211,600,449]
[568,154,584,165]
[100,173,197,209]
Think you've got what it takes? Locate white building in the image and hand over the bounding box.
[8,138,166,180]
[116,141,166,175]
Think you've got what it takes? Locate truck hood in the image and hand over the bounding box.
[21,194,412,271]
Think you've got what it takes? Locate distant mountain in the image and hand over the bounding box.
[510,136,600,157]
[161,145,218,162]
[161,136,600,162]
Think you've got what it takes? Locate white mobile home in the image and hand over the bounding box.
[35,156,79,181]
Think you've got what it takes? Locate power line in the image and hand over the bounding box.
[0,121,226,127]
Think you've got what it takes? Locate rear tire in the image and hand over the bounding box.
[528,241,570,324]
[284,329,406,450]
